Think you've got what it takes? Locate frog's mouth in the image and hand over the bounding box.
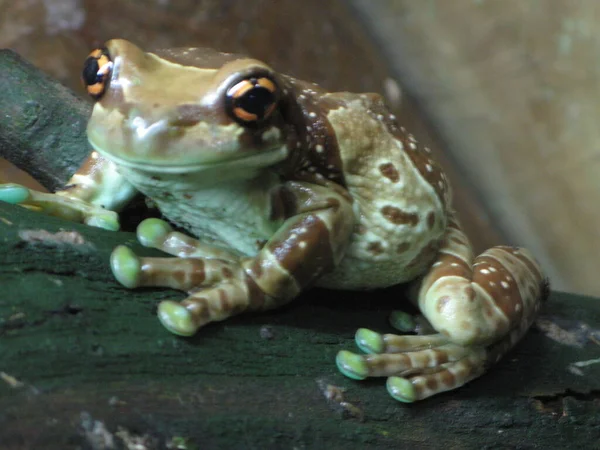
[90,141,289,174]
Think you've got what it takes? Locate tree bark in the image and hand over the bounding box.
[1,49,599,450]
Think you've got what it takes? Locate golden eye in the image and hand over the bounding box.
[226,75,278,125]
[81,47,112,99]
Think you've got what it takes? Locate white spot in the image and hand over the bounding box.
[425,164,433,172]
[480,269,490,275]
[489,267,497,273]
[433,261,443,267]
[489,281,496,287]
[296,141,301,148]
[515,304,522,312]
[409,142,417,150]
[408,134,417,143]
[91,151,99,159]
[437,180,444,189]
[424,147,432,154]
[315,144,324,153]
[298,227,308,234]
[377,114,384,121]
[290,233,298,240]
[299,94,306,100]
[298,241,307,249]
[306,126,312,132]
[309,112,317,118]
[501,281,510,289]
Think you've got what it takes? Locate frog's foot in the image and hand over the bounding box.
[0,183,119,230]
[136,218,239,261]
[110,245,266,336]
[336,329,487,402]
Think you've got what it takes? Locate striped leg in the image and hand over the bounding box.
[110,181,355,337]
[337,213,549,402]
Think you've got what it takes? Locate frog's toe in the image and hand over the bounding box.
[0,184,31,204]
[335,350,369,380]
[157,300,199,337]
[110,245,142,288]
[84,210,120,231]
[386,376,418,403]
[137,218,173,248]
[355,328,385,354]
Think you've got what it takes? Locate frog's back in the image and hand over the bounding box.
[304,90,452,289]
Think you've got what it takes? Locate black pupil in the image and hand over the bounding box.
[238,87,274,118]
[82,57,101,85]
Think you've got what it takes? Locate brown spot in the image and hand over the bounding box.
[190,267,206,286]
[439,370,457,389]
[465,286,476,302]
[172,270,186,284]
[379,162,400,183]
[221,267,234,279]
[184,297,211,322]
[381,206,419,226]
[217,288,230,311]
[396,242,410,253]
[460,320,472,331]
[426,376,438,391]
[183,193,192,200]
[427,212,436,229]
[367,241,384,255]
[266,214,334,288]
[437,296,451,313]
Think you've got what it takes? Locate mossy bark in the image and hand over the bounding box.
[1,49,599,450]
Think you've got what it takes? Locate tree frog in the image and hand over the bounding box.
[0,39,548,403]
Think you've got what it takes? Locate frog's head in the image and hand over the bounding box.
[82,39,289,174]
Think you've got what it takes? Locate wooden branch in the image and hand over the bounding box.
[1,48,599,450]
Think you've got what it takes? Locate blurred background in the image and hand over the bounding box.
[0,0,597,297]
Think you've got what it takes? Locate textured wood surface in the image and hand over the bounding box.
[1,202,599,449]
[349,0,600,296]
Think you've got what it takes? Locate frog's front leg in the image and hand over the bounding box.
[111,181,355,336]
[337,213,549,402]
[0,153,136,230]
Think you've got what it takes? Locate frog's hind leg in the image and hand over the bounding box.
[337,213,549,402]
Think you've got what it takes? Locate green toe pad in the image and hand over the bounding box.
[389,310,416,332]
[137,218,173,248]
[386,376,417,403]
[335,350,369,380]
[355,328,384,354]
[86,211,120,231]
[0,184,30,204]
[110,245,141,288]
[158,301,198,337]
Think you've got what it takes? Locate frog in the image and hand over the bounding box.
[0,39,549,403]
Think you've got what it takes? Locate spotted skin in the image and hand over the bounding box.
[0,39,548,403]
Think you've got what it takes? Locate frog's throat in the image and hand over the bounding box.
[88,142,289,174]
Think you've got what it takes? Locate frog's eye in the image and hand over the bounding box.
[225,75,279,126]
[82,47,113,100]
